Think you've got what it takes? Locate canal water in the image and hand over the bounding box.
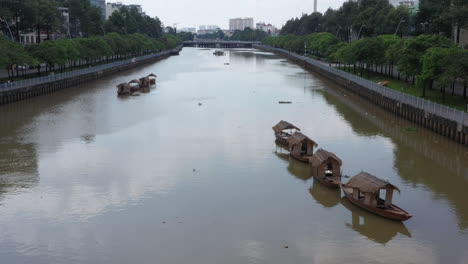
[0,48,467,264]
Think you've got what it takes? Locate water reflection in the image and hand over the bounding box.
[308,180,340,208]
[0,47,467,264]
[340,197,412,244]
[320,81,468,228]
[274,151,312,181]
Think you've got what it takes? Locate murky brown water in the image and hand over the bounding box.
[1,48,468,264]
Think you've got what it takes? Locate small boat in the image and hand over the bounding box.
[340,196,412,244]
[128,79,141,93]
[340,172,412,221]
[116,83,131,96]
[148,73,157,85]
[213,50,224,56]
[287,132,318,163]
[272,120,300,147]
[309,149,342,188]
[139,76,151,88]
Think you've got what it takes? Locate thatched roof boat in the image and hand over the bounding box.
[139,76,151,89]
[309,149,342,188]
[116,83,131,96]
[213,50,224,56]
[340,196,411,244]
[287,132,318,163]
[148,73,157,85]
[272,120,300,147]
[128,79,141,92]
[340,172,412,221]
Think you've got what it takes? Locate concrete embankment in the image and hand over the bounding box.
[254,44,468,146]
[0,45,182,105]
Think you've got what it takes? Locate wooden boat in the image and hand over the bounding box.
[340,172,412,221]
[287,132,318,163]
[340,196,411,244]
[129,79,141,93]
[309,149,342,188]
[272,120,301,147]
[139,76,151,88]
[116,83,131,96]
[148,73,157,85]
[213,50,224,56]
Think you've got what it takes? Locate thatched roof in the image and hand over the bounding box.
[287,132,318,146]
[272,120,300,133]
[117,83,130,88]
[310,148,342,167]
[129,79,140,85]
[346,172,400,194]
[148,73,157,78]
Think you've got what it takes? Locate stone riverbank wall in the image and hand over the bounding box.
[0,45,182,105]
[254,44,468,146]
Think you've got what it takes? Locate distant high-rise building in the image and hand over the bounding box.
[180,28,197,34]
[256,22,279,35]
[106,2,144,19]
[89,0,106,18]
[229,18,254,31]
[199,25,219,30]
[314,0,317,12]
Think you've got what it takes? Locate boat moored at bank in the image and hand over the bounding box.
[340,172,412,221]
[287,132,318,163]
[272,120,301,147]
[309,148,342,188]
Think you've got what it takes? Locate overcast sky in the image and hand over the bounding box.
[115,0,350,29]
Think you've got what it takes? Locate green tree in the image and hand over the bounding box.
[0,35,37,79]
[397,34,454,83]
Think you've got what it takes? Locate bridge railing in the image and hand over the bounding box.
[254,44,468,127]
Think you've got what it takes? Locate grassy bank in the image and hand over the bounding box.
[336,66,467,111]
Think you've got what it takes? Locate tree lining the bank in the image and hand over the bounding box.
[0,34,180,80]
[263,33,468,103]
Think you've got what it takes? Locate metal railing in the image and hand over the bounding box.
[255,44,468,127]
[0,45,182,92]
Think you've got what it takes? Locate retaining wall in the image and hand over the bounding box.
[255,44,468,146]
[0,45,182,105]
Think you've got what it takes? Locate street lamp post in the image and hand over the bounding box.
[0,16,15,41]
[394,17,405,36]
[336,26,342,38]
[357,24,366,40]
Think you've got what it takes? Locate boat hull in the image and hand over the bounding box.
[290,153,312,163]
[275,137,289,148]
[341,184,412,221]
[314,175,340,188]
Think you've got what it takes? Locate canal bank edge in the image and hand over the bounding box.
[0,45,183,105]
[253,44,468,146]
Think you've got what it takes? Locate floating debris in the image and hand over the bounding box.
[198,102,202,106]
[377,81,390,86]
[278,101,292,104]
[284,245,289,248]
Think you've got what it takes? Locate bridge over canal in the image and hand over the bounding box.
[182,40,260,48]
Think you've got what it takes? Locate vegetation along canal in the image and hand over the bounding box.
[1,47,468,264]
